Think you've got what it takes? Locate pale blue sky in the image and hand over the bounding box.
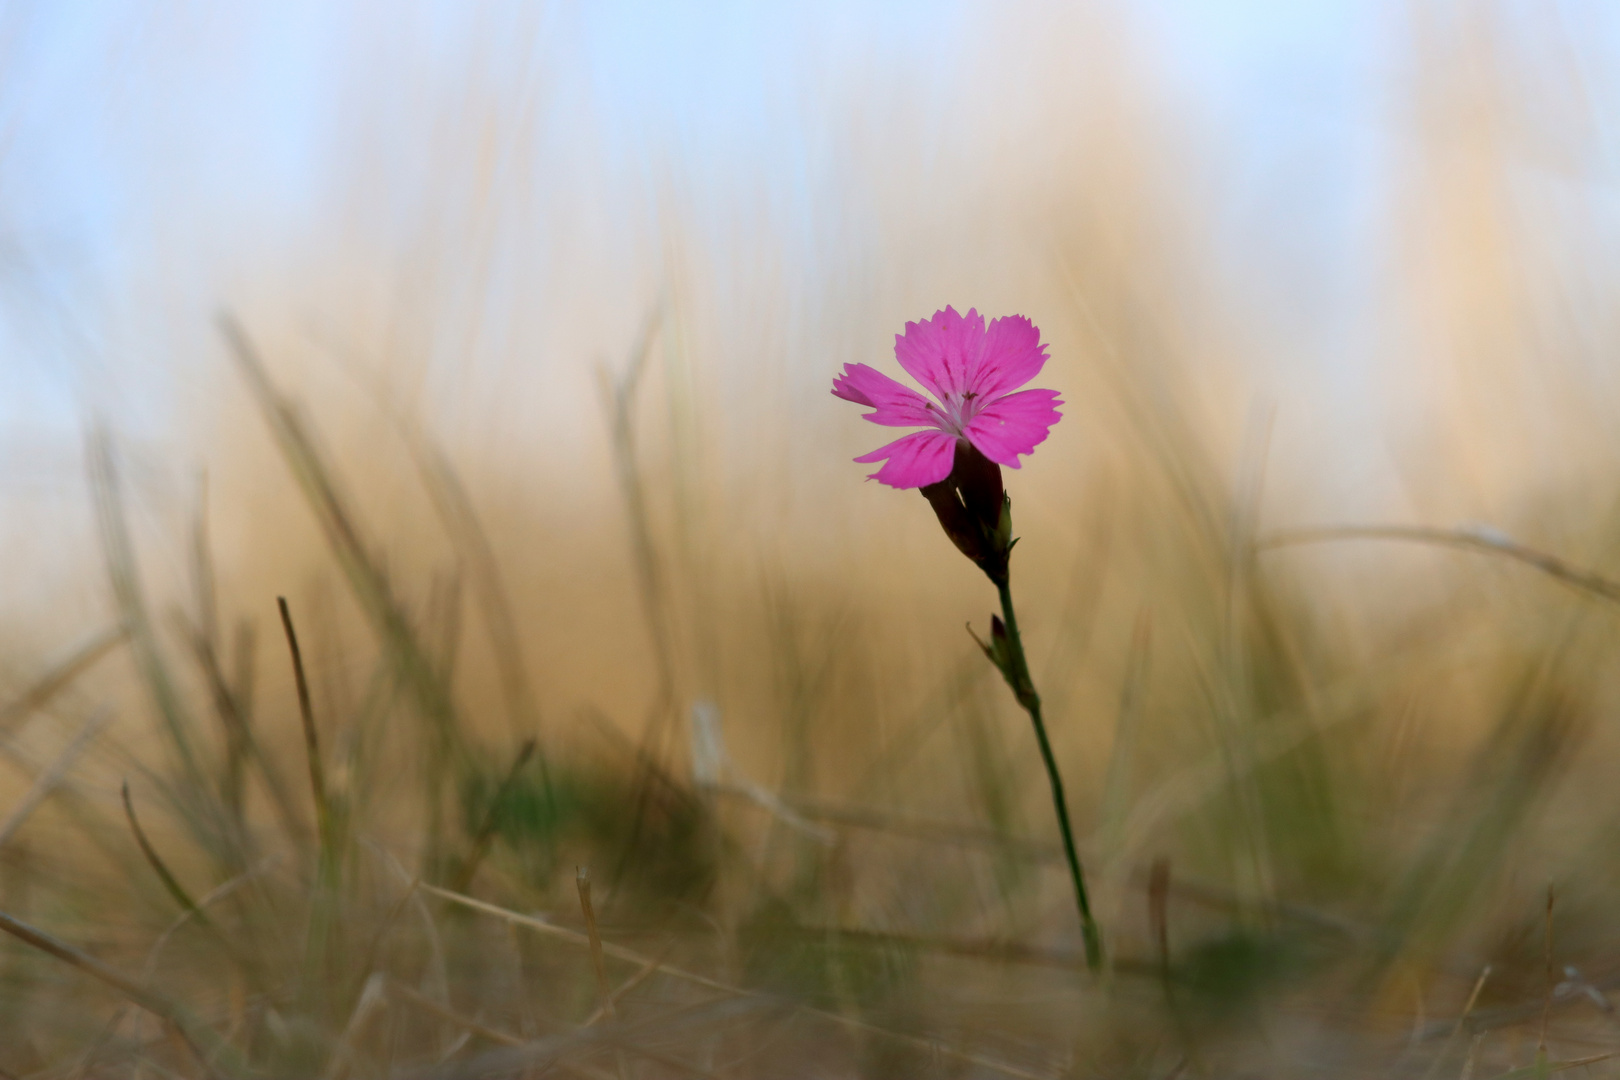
[0,1,1388,406]
[3,1,1617,486]
[6,0,1620,641]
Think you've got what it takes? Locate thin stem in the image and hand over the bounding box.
[278,596,340,1017]
[996,575,1102,970]
[277,598,333,854]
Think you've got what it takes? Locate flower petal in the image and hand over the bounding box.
[831,363,942,427]
[852,429,958,488]
[969,315,1049,401]
[964,389,1063,467]
[893,306,987,400]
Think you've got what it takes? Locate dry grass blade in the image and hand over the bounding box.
[1540,886,1554,1057]
[572,866,626,1080]
[326,972,389,1080]
[86,428,207,789]
[1149,857,1171,983]
[1419,966,1492,1080]
[0,710,112,849]
[392,981,721,1080]
[709,784,1057,857]
[595,307,695,909]
[1098,672,1404,887]
[0,908,243,1076]
[0,740,132,877]
[1261,524,1620,606]
[121,780,206,923]
[691,703,835,844]
[780,921,1157,976]
[448,738,536,895]
[1099,608,1153,887]
[420,882,734,994]
[278,597,333,851]
[407,436,546,742]
[1416,961,1620,1041]
[62,1005,131,1080]
[190,471,220,652]
[218,314,461,749]
[1373,665,1587,984]
[298,328,547,748]
[389,981,524,1048]
[420,883,1062,1080]
[581,943,675,1027]
[1142,866,1368,942]
[279,596,347,1019]
[138,855,278,992]
[0,624,126,735]
[596,305,677,727]
[173,610,307,846]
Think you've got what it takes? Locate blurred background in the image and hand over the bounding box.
[5,2,1620,1073]
[3,2,1617,692]
[0,2,1456,664]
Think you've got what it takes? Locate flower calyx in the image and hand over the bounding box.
[919,439,1015,584]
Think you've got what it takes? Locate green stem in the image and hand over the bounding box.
[995,575,1103,970]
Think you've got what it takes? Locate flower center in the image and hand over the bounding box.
[926,390,981,435]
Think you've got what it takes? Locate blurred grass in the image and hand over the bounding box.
[5,4,1620,1078]
[4,292,1620,1075]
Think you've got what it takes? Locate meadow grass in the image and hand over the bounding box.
[0,298,1619,1079]
[6,8,1620,1079]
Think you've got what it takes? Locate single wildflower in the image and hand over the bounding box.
[832,307,1101,969]
[833,306,1060,583]
[831,305,1062,489]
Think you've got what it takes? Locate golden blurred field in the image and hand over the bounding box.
[5,3,1620,1077]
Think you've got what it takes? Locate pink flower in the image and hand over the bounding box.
[832,306,1063,488]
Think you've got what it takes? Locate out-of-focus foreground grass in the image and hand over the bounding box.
[7,4,1620,1078]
